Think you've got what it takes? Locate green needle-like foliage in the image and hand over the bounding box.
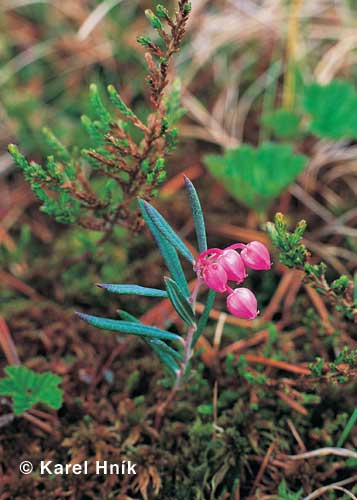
[0,365,63,415]
[8,1,191,235]
[267,213,356,321]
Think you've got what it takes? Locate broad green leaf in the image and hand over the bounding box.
[98,284,168,297]
[303,80,357,139]
[192,289,216,347]
[184,175,207,253]
[139,199,190,297]
[0,365,63,415]
[164,277,196,326]
[262,109,301,139]
[77,312,182,343]
[140,199,194,263]
[204,142,307,212]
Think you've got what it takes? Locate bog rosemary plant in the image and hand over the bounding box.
[77,178,272,419]
[8,1,191,236]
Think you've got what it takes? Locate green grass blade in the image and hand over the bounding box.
[337,408,357,447]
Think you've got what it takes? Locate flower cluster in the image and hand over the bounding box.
[194,241,271,319]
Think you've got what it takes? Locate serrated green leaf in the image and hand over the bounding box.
[165,277,196,326]
[0,365,63,415]
[141,200,194,263]
[204,142,307,212]
[77,313,182,343]
[303,80,357,139]
[262,109,302,139]
[139,199,189,296]
[98,284,168,297]
[184,176,207,253]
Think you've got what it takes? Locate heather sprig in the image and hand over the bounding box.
[267,213,356,321]
[8,1,191,236]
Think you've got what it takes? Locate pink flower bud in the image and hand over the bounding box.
[217,249,247,284]
[226,288,259,319]
[241,241,271,271]
[202,262,227,293]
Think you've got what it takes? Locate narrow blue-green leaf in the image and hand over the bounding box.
[141,199,194,263]
[98,284,168,297]
[149,339,183,362]
[192,289,216,347]
[117,310,141,322]
[149,342,180,374]
[139,199,189,297]
[184,176,207,253]
[117,310,182,373]
[165,277,196,327]
[77,313,182,342]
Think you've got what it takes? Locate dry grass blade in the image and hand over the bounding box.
[303,475,357,500]
[77,0,126,41]
[288,447,357,460]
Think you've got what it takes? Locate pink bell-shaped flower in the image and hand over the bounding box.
[217,249,247,283]
[241,241,271,271]
[202,262,227,293]
[226,288,259,319]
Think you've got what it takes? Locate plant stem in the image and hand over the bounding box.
[154,282,200,429]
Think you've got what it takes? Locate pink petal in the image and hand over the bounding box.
[203,262,227,293]
[218,249,247,283]
[241,241,271,271]
[226,288,259,319]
